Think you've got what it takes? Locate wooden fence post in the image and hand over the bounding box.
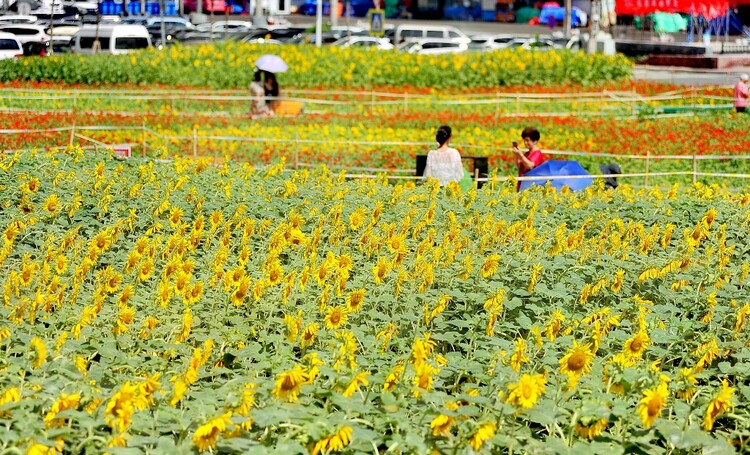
[295,132,299,169]
[403,92,408,114]
[69,93,77,147]
[692,154,697,185]
[644,150,650,187]
[141,119,146,158]
[193,128,198,159]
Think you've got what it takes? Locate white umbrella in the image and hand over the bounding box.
[255,54,289,73]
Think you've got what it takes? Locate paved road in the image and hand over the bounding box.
[632,65,750,86]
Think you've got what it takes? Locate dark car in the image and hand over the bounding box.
[22,40,51,56]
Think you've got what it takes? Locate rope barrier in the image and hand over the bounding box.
[0,88,733,106]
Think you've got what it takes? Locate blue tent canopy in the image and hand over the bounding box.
[519,160,592,192]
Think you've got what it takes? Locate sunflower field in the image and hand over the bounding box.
[0,42,632,88]
[1,146,749,454]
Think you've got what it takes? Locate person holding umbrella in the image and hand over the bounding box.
[254,54,288,114]
[264,71,280,113]
[249,68,272,117]
[513,127,547,191]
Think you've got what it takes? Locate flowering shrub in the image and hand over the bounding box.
[2,106,748,183]
[0,42,632,88]
[1,148,749,453]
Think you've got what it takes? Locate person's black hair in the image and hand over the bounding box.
[436,125,452,146]
[264,72,279,98]
[521,127,540,142]
[253,69,262,82]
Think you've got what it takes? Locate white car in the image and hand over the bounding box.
[469,34,519,50]
[332,36,394,50]
[0,24,50,44]
[0,31,23,59]
[241,37,284,45]
[196,21,253,33]
[398,38,468,55]
[0,14,38,25]
[506,38,558,51]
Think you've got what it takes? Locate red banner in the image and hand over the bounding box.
[615,0,728,19]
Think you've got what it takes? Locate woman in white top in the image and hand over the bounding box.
[423,125,464,186]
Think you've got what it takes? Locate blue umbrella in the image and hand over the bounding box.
[519,160,592,192]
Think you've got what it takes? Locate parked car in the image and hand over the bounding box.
[0,24,50,44]
[332,36,394,50]
[0,31,23,59]
[393,24,470,46]
[398,38,468,55]
[0,14,38,25]
[468,33,518,50]
[71,24,151,54]
[49,34,72,53]
[121,16,195,31]
[505,37,557,51]
[235,27,304,43]
[195,20,252,33]
[22,39,50,55]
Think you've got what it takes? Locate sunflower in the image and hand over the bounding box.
[300,323,319,349]
[325,306,348,330]
[509,338,529,372]
[54,254,68,275]
[30,337,47,368]
[429,414,454,437]
[623,331,650,361]
[342,371,370,398]
[310,426,353,455]
[138,259,155,282]
[346,289,366,312]
[506,373,546,409]
[675,368,698,401]
[43,194,60,216]
[574,418,608,440]
[23,177,40,193]
[266,262,284,286]
[349,207,366,231]
[43,393,81,428]
[480,253,501,278]
[272,365,308,403]
[704,380,735,431]
[559,341,595,388]
[469,423,496,450]
[168,207,183,228]
[192,413,232,452]
[174,271,191,296]
[372,256,389,284]
[637,382,668,428]
[156,280,172,307]
[231,277,251,306]
[105,272,122,294]
[184,281,204,306]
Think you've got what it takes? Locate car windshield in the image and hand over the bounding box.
[116,37,150,49]
[0,38,20,50]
